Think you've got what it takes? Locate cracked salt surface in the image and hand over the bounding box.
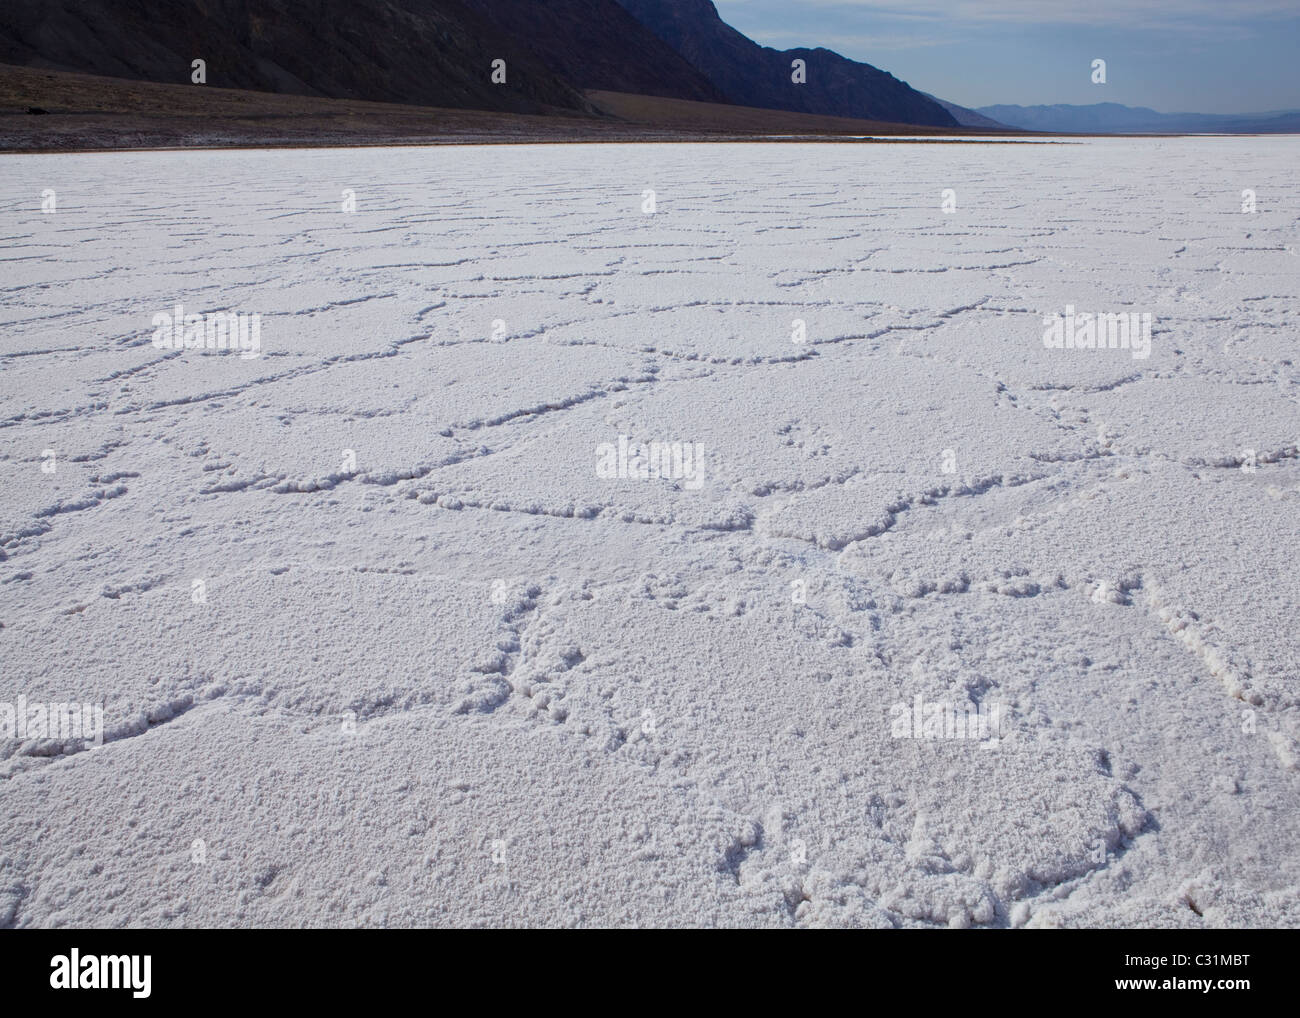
[0,138,1297,928]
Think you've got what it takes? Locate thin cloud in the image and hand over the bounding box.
[749,29,955,51]
[788,0,1297,28]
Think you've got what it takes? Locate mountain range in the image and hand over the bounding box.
[978,102,1300,134]
[3,3,1295,138]
[0,0,958,127]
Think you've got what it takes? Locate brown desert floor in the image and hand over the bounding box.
[0,63,1043,152]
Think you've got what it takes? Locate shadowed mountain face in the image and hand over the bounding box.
[0,0,720,115]
[615,0,957,127]
[459,0,724,104]
[0,0,955,126]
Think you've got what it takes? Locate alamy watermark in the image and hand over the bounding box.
[1,695,104,748]
[50,950,150,998]
[890,694,1008,748]
[595,435,705,490]
[152,303,262,359]
[1042,305,1151,360]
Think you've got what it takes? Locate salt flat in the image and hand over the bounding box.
[0,139,1297,928]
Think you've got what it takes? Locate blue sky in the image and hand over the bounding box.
[710,0,1300,113]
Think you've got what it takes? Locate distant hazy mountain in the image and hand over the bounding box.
[918,93,1008,130]
[978,102,1300,134]
[615,0,956,127]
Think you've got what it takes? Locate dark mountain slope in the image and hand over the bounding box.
[0,0,585,113]
[615,0,956,126]
[460,0,723,103]
[0,0,957,125]
[0,0,720,115]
